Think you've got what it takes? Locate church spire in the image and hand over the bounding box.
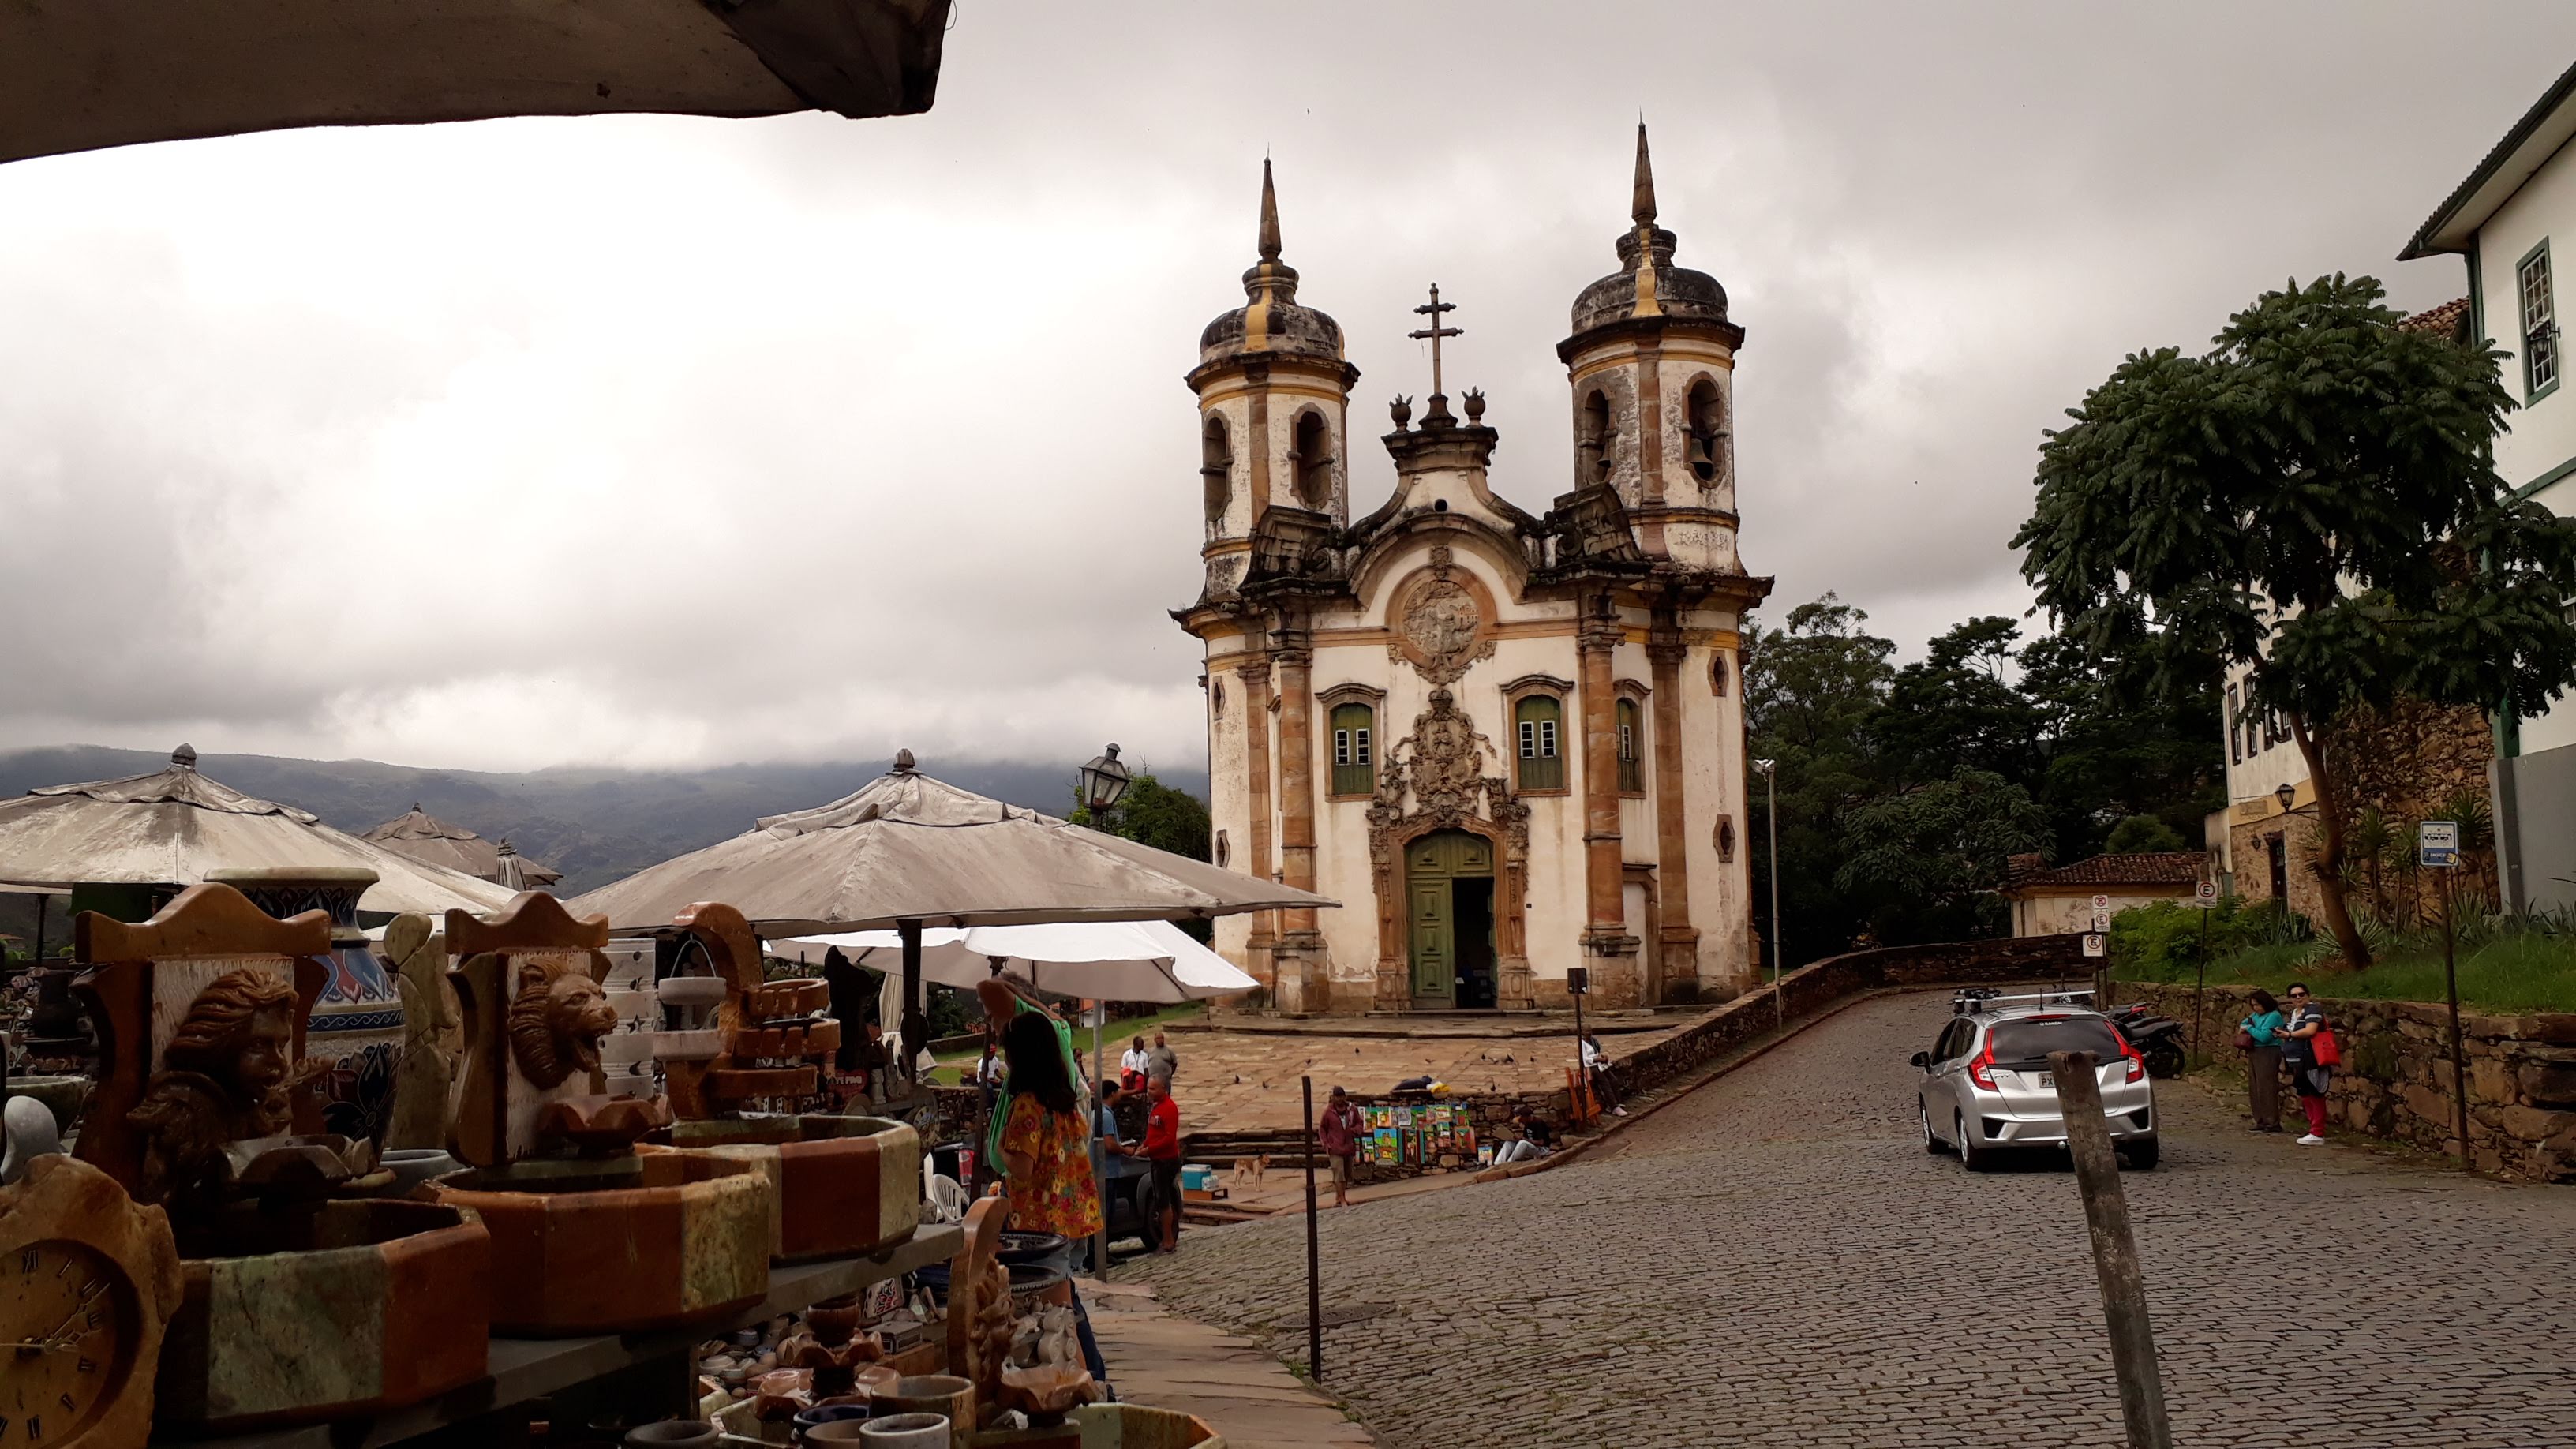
[1260,157,1282,262]
[1631,122,1657,227]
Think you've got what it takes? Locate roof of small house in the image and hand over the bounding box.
[2003,852,2206,894]
[2400,58,2576,259]
[2397,297,2471,341]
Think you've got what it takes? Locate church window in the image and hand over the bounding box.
[1290,410,1334,511]
[1515,695,1563,791]
[1616,698,1643,793]
[1211,680,1226,718]
[2520,240,2557,400]
[1203,415,1234,526]
[1717,818,1736,863]
[1330,702,1375,796]
[1709,653,1729,697]
[1684,377,1728,485]
[1578,389,1613,483]
[1214,829,1230,868]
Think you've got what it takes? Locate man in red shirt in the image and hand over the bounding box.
[1140,1073,1183,1254]
[1317,1084,1364,1208]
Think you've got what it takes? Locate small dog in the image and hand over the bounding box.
[1230,1155,1270,1189]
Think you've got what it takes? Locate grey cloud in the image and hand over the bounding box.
[5,1,2570,770]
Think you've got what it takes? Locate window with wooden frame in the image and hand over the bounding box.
[2522,240,2558,402]
[1616,698,1644,793]
[1329,702,1374,796]
[2226,683,2241,766]
[1515,695,1564,791]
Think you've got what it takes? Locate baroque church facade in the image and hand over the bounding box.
[1176,129,1773,1014]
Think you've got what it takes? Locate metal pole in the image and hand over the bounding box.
[2049,1050,2175,1449]
[2443,884,2473,1174]
[30,896,44,969]
[1301,1075,1323,1383]
[1765,767,1783,1032]
[899,919,924,1093]
[2191,906,2209,1069]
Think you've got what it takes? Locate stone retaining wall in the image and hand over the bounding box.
[2112,980,2576,1183]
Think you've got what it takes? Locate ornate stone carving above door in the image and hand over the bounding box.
[1385,545,1500,685]
[1362,687,1532,1009]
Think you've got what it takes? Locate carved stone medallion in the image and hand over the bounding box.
[1390,560,1497,685]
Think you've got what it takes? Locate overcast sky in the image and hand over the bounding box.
[5,2,2570,777]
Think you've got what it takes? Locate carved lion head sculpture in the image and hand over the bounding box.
[506,955,619,1089]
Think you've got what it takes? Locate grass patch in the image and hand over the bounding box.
[917,1001,1212,1085]
[2117,929,2576,1013]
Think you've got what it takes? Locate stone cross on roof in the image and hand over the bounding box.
[1408,283,1463,422]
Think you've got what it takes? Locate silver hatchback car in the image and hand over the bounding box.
[1913,1001,2159,1170]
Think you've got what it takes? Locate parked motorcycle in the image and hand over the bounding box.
[2105,1002,2188,1079]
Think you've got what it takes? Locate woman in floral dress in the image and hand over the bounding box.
[994,1008,1110,1385]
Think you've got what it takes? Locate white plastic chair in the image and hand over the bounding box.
[927,1173,969,1225]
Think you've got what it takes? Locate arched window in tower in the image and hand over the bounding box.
[1211,679,1226,718]
[1578,390,1613,484]
[1616,698,1644,793]
[1709,653,1729,697]
[1716,817,1736,863]
[1290,410,1333,511]
[1684,376,1728,485]
[1329,702,1374,796]
[1202,415,1234,526]
[1515,695,1564,791]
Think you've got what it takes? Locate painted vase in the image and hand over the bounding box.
[207,867,405,1147]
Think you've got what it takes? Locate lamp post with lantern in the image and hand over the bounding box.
[1076,745,1133,1274]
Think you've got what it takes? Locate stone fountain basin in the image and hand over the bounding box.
[155,1199,489,1430]
[426,1151,769,1335]
[654,1114,921,1263]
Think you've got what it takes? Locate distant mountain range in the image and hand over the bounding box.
[0,746,1210,897]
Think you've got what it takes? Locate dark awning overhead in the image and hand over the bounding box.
[0,0,950,167]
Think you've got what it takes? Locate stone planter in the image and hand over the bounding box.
[427,1151,769,1335]
[657,1114,921,1263]
[207,867,406,1148]
[968,1404,1222,1447]
[154,1198,489,1429]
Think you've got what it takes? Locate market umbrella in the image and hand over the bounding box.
[0,744,516,917]
[492,840,541,893]
[1,0,953,166]
[569,752,1331,935]
[570,751,1328,1084]
[363,804,564,888]
[772,919,1262,1004]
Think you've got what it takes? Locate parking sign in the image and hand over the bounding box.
[2419,821,2458,869]
[2082,933,2106,958]
[2195,880,2218,909]
[2090,908,2112,932]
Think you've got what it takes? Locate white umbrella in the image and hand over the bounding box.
[771,919,1259,1005]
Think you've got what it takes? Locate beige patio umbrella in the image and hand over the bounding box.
[363,804,564,888]
[0,745,516,917]
[569,751,1331,1073]
[2,0,953,166]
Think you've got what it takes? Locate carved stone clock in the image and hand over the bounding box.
[0,1155,184,1448]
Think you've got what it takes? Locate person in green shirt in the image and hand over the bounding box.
[2238,988,2286,1133]
[976,976,1086,1177]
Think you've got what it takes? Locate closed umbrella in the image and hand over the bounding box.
[0,745,515,917]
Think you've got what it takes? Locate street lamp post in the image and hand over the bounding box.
[1755,758,1781,1032]
[1076,744,1133,1276]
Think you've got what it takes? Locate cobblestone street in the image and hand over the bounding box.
[1123,990,2576,1447]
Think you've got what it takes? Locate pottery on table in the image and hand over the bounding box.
[873,1373,973,1448]
[2,1073,88,1136]
[425,1151,769,1335]
[377,1148,459,1194]
[833,1413,946,1447]
[154,1197,490,1429]
[657,1113,922,1263]
[208,867,405,1149]
[624,1421,721,1447]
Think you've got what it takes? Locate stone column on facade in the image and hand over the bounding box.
[1236,655,1277,998]
[1647,631,1700,1002]
[1272,635,1324,1014]
[1578,595,1639,1002]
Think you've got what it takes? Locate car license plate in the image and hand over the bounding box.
[2034,1072,2053,1088]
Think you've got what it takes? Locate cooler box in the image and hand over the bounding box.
[1180,1164,1216,1193]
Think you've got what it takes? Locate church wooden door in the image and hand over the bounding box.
[1407,830,1494,1009]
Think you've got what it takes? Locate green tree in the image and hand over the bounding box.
[1745,594,1896,963]
[2014,275,2576,966]
[2018,630,2224,862]
[1871,616,2042,788]
[1070,772,1215,941]
[1836,768,2051,942]
[2103,814,2188,852]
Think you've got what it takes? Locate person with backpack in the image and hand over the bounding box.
[2279,981,2337,1145]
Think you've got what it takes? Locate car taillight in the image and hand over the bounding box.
[1968,1041,1996,1090]
[2117,1035,2145,1083]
